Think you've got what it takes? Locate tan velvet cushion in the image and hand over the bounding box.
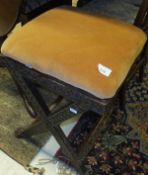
[1,8,147,99]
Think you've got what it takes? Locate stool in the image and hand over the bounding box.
[1,6,147,174]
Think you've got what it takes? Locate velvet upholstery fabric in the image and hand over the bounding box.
[1,7,147,99]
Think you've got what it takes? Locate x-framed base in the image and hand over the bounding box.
[3,57,116,174]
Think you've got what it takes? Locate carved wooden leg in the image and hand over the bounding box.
[77,105,113,162]
[138,43,148,82]
[15,118,48,138]
[139,57,147,82]
[0,58,5,67]
[119,85,126,111]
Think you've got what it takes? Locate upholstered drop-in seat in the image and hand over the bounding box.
[1,7,147,99]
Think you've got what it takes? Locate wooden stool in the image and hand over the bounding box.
[1,4,147,175]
